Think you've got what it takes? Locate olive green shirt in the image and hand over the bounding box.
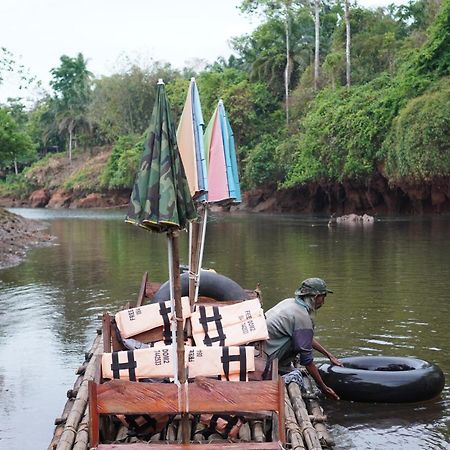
[265,297,314,369]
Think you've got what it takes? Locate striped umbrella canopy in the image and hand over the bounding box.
[204,100,241,205]
[126,80,196,232]
[176,77,208,202]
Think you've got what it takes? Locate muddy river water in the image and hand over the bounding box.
[0,209,448,449]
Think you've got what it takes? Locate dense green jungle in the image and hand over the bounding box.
[1,0,449,214]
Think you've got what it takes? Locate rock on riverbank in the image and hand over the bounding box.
[0,208,56,270]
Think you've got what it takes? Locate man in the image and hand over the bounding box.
[265,277,340,400]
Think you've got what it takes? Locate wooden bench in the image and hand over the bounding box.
[89,376,285,449]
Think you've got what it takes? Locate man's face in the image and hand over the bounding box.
[314,293,326,310]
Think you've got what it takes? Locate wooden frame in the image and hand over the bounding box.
[89,377,285,449]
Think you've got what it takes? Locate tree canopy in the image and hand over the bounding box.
[1,0,448,199]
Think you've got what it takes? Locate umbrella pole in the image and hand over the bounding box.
[188,219,200,308]
[168,231,190,443]
[194,206,208,303]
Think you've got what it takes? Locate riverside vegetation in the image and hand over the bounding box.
[0,0,449,214]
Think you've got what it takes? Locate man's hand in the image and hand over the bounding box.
[328,354,343,367]
[322,385,340,400]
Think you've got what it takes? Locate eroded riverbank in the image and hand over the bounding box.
[0,208,56,270]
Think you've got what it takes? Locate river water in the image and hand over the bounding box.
[0,208,449,450]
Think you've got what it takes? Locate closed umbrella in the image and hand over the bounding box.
[177,78,208,307]
[125,80,196,442]
[177,77,208,201]
[188,99,241,302]
[204,99,241,204]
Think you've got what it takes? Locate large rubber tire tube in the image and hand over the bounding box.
[152,270,249,303]
[318,356,445,403]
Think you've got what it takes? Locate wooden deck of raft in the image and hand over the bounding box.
[49,273,334,449]
[48,327,334,450]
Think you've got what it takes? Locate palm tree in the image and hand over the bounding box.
[50,53,93,161]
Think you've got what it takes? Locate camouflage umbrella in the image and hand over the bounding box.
[125,80,196,401]
[126,80,196,233]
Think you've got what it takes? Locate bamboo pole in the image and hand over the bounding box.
[56,334,103,450]
[169,232,189,443]
[287,382,322,450]
[48,333,102,450]
[284,386,306,450]
[302,374,335,448]
[72,407,89,450]
[251,420,265,443]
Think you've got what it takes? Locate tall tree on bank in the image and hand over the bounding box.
[50,53,92,161]
[241,0,300,124]
[314,0,321,90]
[344,0,351,86]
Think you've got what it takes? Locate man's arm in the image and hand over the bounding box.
[312,338,343,366]
[305,361,340,400]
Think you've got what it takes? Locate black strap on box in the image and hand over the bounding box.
[221,346,247,381]
[111,350,137,381]
[159,302,172,344]
[199,305,226,346]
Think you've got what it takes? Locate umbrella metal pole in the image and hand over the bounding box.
[169,231,190,443]
[188,219,200,308]
[194,206,208,303]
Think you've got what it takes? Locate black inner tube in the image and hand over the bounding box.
[319,356,445,403]
[152,270,249,303]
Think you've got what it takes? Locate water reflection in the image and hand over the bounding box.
[325,398,449,449]
[0,210,449,449]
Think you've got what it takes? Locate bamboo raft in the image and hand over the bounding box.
[48,276,335,450]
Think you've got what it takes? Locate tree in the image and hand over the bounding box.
[314,0,321,90]
[89,61,179,142]
[344,0,351,87]
[50,53,92,160]
[0,108,36,173]
[240,0,305,124]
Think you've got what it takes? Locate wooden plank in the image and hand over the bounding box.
[131,325,165,344]
[97,443,281,449]
[136,272,148,307]
[89,380,100,448]
[96,378,282,415]
[102,313,112,353]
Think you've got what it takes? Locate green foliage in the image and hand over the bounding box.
[0,108,36,170]
[101,135,144,189]
[284,75,410,185]
[243,133,284,188]
[0,173,33,198]
[89,62,180,142]
[49,53,93,154]
[414,0,450,76]
[63,165,99,192]
[383,77,450,181]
